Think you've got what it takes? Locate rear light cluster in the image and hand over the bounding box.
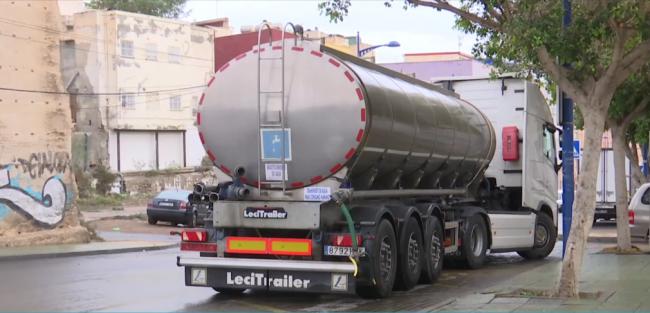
[179,201,188,210]
[629,210,635,225]
[179,229,217,253]
[328,234,363,247]
[226,237,312,256]
[147,201,153,209]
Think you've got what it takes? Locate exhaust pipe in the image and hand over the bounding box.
[193,183,206,194]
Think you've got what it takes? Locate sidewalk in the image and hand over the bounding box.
[81,205,146,222]
[431,245,650,312]
[0,239,178,261]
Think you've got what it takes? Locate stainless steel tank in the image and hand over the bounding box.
[197,41,495,191]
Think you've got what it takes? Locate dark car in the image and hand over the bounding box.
[147,189,201,227]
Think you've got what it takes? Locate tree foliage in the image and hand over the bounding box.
[87,0,188,18]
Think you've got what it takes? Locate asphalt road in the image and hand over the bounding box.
[0,242,564,312]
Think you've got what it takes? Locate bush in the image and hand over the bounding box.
[94,163,117,195]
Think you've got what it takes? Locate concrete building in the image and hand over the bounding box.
[61,10,216,173]
[0,1,89,245]
[381,51,492,82]
[303,28,376,62]
[193,17,233,38]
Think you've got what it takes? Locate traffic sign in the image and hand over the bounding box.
[573,140,580,160]
[261,129,292,161]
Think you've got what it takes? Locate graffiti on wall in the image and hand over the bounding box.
[0,152,70,227]
[13,151,70,179]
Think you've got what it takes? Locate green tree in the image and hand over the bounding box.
[87,0,187,18]
[607,66,650,251]
[319,0,650,297]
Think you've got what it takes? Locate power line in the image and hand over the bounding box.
[0,17,215,64]
[74,88,203,110]
[0,32,212,69]
[0,85,206,96]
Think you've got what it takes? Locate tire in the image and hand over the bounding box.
[517,213,557,260]
[213,287,245,295]
[460,214,488,269]
[394,217,424,290]
[356,219,397,299]
[147,217,157,225]
[420,215,444,284]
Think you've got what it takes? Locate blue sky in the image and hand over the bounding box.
[183,0,477,63]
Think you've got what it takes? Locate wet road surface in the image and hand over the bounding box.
[0,243,563,312]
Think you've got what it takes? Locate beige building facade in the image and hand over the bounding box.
[0,1,89,244]
[62,10,215,172]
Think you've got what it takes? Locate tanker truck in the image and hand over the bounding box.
[176,23,559,298]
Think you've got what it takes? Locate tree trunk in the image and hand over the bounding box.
[611,124,632,250]
[625,140,646,191]
[557,110,606,298]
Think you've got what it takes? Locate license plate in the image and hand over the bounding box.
[596,210,608,214]
[158,202,174,207]
[324,245,364,256]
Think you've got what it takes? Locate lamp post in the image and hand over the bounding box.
[356,31,400,57]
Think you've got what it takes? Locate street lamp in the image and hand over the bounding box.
[356,31,400,57]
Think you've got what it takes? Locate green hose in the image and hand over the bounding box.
[338,202,358,250]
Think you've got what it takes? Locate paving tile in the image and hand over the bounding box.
[490,297,530,305]
[475,303,523,312]
[604,291,648,305]
[513,304,562,312]
[526,298,563,306]
[556,303,599,312]
[455,293,496,305]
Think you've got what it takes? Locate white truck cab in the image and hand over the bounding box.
[436,76,558,252]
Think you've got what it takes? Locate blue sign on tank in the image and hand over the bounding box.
[261,129,292,161]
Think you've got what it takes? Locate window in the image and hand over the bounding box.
[121,94,135,109]
[121,40,134,58]
[145,43,157,61]
[146,92,159,111]
[542,125,556,164]
[169,95,181,111]
[642,188,650,205]
[168,46,181,64]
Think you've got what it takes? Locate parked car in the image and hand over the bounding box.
[628,182,650,240]
[147,189,203,227]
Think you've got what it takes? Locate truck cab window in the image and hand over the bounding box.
[542,126,556,164]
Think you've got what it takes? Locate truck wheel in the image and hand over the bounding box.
[147,217,157,225]
[395,216,423,290]
[461,215,488,269]
[420,215,444,284]
[356,219,397,299]
[517,213,556,260]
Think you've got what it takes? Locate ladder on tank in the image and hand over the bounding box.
[256,22,302,194]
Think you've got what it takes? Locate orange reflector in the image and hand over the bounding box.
[226,237,267,254]
[270,238,312,256]
[225,237,312,256]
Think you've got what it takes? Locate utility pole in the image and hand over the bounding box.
[561,0,574,258]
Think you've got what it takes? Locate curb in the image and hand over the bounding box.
[0,242,179,262]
